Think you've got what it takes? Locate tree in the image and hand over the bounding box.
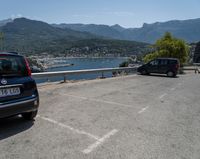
[143,32,189,65]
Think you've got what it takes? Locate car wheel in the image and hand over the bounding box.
[167,71,174,77]
[22,110,38,120]
[141,69,148,75]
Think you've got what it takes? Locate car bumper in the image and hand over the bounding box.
[0,97,39,119]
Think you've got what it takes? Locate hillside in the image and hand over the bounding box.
[52,23,125,39]
[54,18,200,43]
[0,18,148,56]
[0,18,12,27]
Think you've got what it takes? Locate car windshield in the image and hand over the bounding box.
[0,55,27,77]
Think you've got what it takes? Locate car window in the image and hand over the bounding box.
[149,60,159,65]
[160,59,168,65]
[168,60,178,64]
[0,55,28,76]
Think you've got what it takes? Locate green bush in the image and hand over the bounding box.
[143,32,189,65]
[119,61,129,67]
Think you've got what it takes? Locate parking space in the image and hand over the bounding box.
[1,74,200,159]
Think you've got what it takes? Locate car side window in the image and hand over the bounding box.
[150,60,159,66]
[160,59,168,65]
[169,60,177,64]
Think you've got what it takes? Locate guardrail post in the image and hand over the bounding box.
[101,72,105,79]
[64,75,66,82]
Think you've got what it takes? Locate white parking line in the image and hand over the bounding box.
[159,93,167,99]
[38,115,118,154]
[170,88,175,91]
[63,93,133,108]
[138,106,149,114]
[82,129,118,154]
[37,115,100,140]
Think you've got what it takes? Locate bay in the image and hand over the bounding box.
[35,57,127,83]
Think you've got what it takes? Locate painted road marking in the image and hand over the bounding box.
[82,129,118,154]
[138,106,149,114]
[37,115,118,154]
[170,88,175,91]
[159,93,167,99]
[37,115,100,140]
[63,93,133,108]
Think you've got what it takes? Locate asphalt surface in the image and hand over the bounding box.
[0,74,200,159]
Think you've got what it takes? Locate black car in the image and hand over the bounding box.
[0,52,39,120]
[137,58,180,77]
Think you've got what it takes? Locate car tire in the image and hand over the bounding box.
[22,110,38,120]
[167,71,175,77]
[141,69,148,75]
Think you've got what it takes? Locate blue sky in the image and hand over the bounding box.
[0,0,200,28]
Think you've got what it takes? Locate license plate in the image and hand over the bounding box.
[0,87,20,98]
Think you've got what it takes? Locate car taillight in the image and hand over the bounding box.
[0,54,7,56]
[175,63,180,69]
[25,58,32,76]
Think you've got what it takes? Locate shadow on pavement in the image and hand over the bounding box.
[139,73,179,78]
[0,116,34,140]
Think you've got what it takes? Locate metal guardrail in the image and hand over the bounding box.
[193,63,200,73]
[32,67,138,82]
[182,64,200,74]
[193,63,200,66]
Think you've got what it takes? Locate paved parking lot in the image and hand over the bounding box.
[1,74,200,159]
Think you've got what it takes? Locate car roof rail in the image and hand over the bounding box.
[8,51,19,55]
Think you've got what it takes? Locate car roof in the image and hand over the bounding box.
[0,52,23,57]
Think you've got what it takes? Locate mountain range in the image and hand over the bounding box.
[0,17,200,56]
[0,18,148,56]
[53,18,200,43]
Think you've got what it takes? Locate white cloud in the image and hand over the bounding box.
[11,13,23,20]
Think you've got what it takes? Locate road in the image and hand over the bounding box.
[0,74,200,159]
